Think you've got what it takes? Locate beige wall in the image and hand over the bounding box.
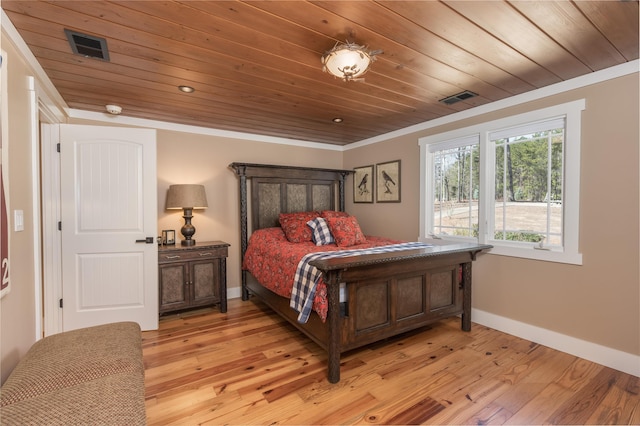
[0,36,38,382]
[344,73,640,357]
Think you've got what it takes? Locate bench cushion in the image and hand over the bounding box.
[0,371,146,425]
[0,322,145,425]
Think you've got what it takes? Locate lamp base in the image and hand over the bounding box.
[180,207,197,247]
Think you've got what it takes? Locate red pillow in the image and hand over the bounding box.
[279,211,320,243]
[326,216,367,247]
[321,210,349,219]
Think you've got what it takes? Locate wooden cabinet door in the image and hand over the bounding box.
[190,259,220,308]
[159,263,190,313]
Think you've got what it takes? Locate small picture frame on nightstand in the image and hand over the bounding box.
[161,230,175,245]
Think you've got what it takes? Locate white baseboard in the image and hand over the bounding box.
[227,287,242,301]
[472,308,640,378]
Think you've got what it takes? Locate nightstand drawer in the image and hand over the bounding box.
[159,246,227,263]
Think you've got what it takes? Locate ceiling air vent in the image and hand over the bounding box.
[64,29,110,61]
[439,90,478,105]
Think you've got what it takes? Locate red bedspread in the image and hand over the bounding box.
[242,227,402,322]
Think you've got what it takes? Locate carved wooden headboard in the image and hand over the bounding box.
[229,163,352,295]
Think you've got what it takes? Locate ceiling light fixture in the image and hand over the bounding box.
[332,117,343,123]
[321,41,381,82]
[178,85,195,93]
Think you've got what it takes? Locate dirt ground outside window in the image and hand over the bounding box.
[435,201,562,245]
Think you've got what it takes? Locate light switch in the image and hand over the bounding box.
[14,210,24,232]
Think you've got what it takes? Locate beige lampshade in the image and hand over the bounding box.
[166,184,208,209]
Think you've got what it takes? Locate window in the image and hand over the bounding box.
[431,136,479,238]
[491,118,565,248]
[419,100,584,264]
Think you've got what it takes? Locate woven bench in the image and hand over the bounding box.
[0,322,146,425]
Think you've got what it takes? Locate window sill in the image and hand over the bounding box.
[486,245,582,265]
[421,236,582,265]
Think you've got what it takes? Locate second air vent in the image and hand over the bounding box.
[64,29,110,61]
[439,90,478,105]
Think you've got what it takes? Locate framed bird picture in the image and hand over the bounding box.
[353,165,374,203]
[376,160,401,203]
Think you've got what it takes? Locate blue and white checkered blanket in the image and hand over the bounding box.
[290,242,433,323]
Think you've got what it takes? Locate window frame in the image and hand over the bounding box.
[419,100,585,265]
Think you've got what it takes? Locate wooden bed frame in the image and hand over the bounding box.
[230,162,491,383]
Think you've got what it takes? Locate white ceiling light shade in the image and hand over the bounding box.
[321,41,381,82]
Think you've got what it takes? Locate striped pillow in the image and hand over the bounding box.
[307,217,335,246]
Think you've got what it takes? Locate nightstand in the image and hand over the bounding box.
[158,241,230,315]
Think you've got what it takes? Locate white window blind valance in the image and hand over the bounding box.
[427,134,480,153]
[489,117,565,141]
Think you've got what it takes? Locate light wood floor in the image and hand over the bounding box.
[143,298,639,425]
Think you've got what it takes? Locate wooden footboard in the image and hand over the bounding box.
[313,243,489,382]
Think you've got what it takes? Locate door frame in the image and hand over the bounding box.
[27,76,44,340]
[38,83,67,336]
[40,121,62,336]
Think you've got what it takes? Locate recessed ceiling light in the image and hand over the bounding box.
[178,85,195,93]
[105,104,122,115]
[332,117,343,123]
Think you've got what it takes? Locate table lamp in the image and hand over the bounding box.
[166,184,208,246]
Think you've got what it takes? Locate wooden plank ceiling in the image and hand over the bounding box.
[2,1,638,146]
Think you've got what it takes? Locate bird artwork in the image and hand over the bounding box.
[381,170,396,194]
[358,173,369,195]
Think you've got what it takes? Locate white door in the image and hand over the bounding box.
[60,124,158,331]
